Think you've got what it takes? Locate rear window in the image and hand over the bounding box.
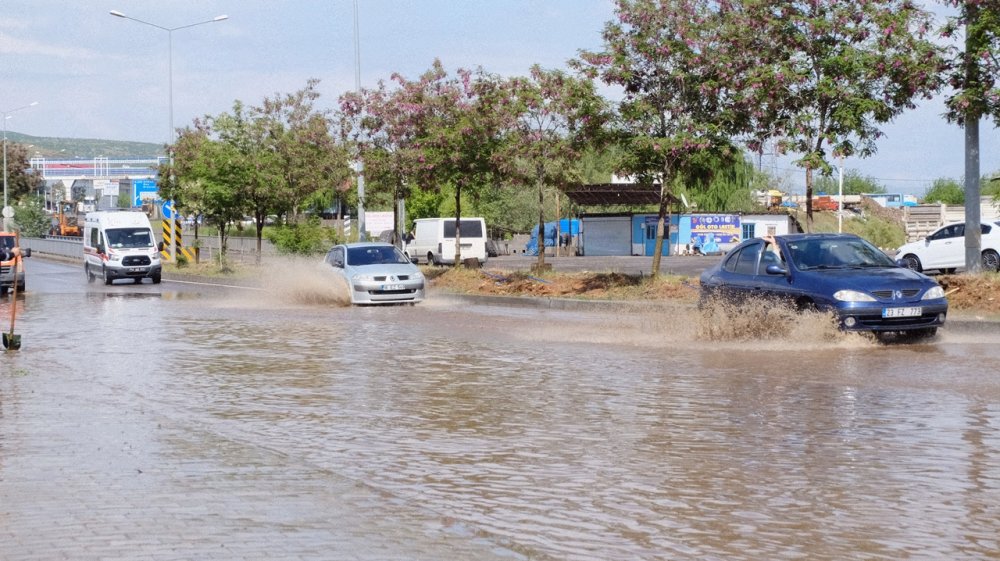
[443,220,483,238]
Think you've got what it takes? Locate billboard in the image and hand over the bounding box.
[691,214,741,244]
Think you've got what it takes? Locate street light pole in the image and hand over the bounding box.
[109,10,228,144]
[2,101,39,231]
[353,0,366,241]
[110,9,227,261]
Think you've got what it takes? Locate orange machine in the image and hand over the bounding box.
[50,200,82,237]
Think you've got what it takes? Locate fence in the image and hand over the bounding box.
[21,233,279,264]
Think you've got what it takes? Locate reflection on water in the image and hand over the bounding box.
[153,297,1000,561]
[6,290,1000,560]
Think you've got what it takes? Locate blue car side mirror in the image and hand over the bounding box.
[765,264,787,275]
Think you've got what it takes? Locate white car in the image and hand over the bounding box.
[324,242,425,305]
[896,220,1000,274]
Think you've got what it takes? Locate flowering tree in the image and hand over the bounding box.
[729,0,944,228]
[498,65,609,270]
[578,0,738,275]
[941,1,1000,272]
[339,66,440,244]
[416,62,508,266]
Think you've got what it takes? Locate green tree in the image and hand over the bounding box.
[12,195,49,237]
[4,142,44,202]
[813,170,887,196]
[941,1,1000,272]
[166,118,251,269]
[578,0,739,276]
[922,178,965,204]
[728,0,944,228]
[684,157,762,213]
[259,80,349,234]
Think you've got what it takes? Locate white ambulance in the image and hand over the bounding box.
[83,210,164,285]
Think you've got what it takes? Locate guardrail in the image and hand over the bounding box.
[20,234,280,264]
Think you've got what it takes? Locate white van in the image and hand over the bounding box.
[406,217,488,265]
[83,210,164,285]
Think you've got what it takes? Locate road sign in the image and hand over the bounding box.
[1,206,13,219]
[161,200,175,219]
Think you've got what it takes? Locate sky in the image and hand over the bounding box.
[1,0,997,197]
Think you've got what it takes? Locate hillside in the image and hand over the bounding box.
[5,131,163,159]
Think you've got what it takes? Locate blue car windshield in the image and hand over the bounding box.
[347,246,410,266]
[786,238,896,270]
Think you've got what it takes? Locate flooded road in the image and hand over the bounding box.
[2,259,1000,560]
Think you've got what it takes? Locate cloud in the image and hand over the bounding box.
[0,33,102,60]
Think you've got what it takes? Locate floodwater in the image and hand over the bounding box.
[1,259,1000,560]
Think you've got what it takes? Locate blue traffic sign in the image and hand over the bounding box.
[162,200,175,219]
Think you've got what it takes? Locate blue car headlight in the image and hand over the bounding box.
[922,286,945,300]
[834,289,876,302]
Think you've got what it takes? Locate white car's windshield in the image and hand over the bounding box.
[347,246,410,266]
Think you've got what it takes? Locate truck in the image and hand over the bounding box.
[0,231,31,295]
[83,210,163,285]
[50,200,82,237]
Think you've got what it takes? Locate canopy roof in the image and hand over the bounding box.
[562,183,678,207]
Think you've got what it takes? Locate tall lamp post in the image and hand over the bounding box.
[110,9,227,260]
[3,101,39,231]
[353,0,366,241]
[109,10,228,145]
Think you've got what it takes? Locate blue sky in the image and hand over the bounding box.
[1,0,997,196]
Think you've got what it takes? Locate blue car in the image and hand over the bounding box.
[699,233,948,336]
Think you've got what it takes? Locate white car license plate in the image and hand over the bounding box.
[128,267,145,273]
[382,284,404,291]
[883,306,921,318]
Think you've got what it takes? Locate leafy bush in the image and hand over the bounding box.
[922,178,964,204]
[264,217,340,255]
[12,196,51,237]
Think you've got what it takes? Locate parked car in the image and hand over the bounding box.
[324,242,425,305]
[895,220,1000,274]
[699,233,948,337]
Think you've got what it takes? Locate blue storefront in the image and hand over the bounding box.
[629,214,741,256]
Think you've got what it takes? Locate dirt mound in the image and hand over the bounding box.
[429,268,699,301]
[937,274,1000,313]
[431,267,1000,314]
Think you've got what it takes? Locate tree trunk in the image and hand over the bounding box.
[217,225,229,269]
[651,194,667,278]
[255,214,264,266]
[804,166,814,233]
[453,185,462,268]
[536,177,546,270]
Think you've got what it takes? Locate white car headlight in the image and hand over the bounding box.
[352,273,374,281]
[834,289,876,302]
[922,286,945,300]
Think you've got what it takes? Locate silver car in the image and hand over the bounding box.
[324,242,425,305]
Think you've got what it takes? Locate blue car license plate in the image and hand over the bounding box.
[883,307,921,318]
